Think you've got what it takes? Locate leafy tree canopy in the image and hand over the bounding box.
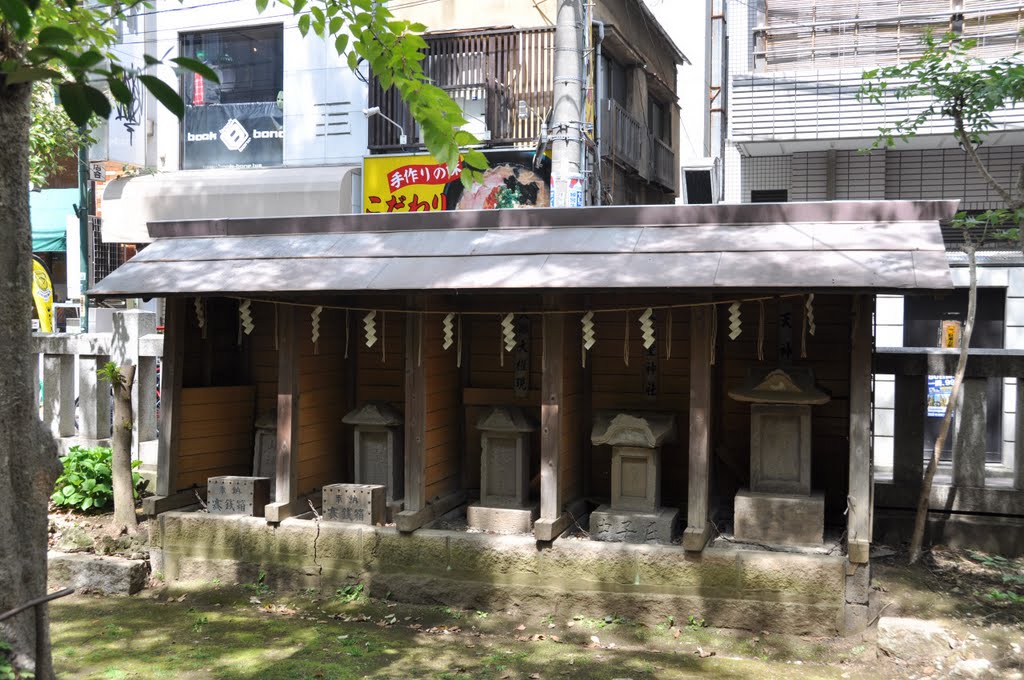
[1,0,486,183]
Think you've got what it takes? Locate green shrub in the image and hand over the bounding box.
[50,445,141,512]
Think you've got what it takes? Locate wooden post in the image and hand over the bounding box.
[847,295,874,564]
[155,298,184,498]
[267,305,300,521]
[1016,381,1024,492]
[535,309,574,541]
[892,373,927,487]
[404,311,426,514]
[683,304,713,552]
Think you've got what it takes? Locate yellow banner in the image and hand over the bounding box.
[32,257,54,333]
[363,150,551,213]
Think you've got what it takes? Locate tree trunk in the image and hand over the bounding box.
[908,245,978,564]
[0,81,61,679]
[110,364,137,535]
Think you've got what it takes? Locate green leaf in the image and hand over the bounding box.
[139,75,184,119]
[82,478,96,491]
[143,54,162,66]
[0,0,33,39]
[334,33,349,55]
[108,76,133,106]
[255,0,268,12]
[84,84,111,119]
[4,67,62,85]
[329,17,344,35]
[171,57,220,83]
[37,26,77,46]
[298,14,311,37]
[463,149,488,171]
[81,497,93,510]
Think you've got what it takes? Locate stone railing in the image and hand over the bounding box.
[32,310,163,466]
[873,347,1024,554]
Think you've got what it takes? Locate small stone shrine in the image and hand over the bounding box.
[207,476,270,517]
[589,412,678,544]
[466,406,538,534]
[342,402,404,519]
[729,367,830,546]
[322,483,386,525]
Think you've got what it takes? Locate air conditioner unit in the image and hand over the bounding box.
[680,157,721,204]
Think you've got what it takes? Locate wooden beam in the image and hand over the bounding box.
[1016,381,1024,492]
[540,310,564,522]
[404,310,426,513]
[683,304,713,552]
[848,295,874,563]
[265,490,322,524]
[395,489,466,532]
[157,298,185,497]
[275,305,300,508]
[142,491,197,517]
[534,498,587,542]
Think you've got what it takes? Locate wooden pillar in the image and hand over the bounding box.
[892,373,927,487]
[847,295,874,564]
[155,298,184,498]
[404,311,426,514]
[535,308,574,541]
[683,304,713,552]
[143,298,193,516]
[266,305,300,522]
[952,377,988,488]
[1015,380,1024,492]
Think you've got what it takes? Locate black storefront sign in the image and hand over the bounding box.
[182,102,283,169]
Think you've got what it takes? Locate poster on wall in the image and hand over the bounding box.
[183,102,284,169]
[363,150,551,212]
[927,375,954,417]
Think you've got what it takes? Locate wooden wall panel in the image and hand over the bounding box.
[588,308,691,503]
[248,302,279,416]
[559,314,584,506]
[297,309,348,497]
[718,294,853,522]
[357,311,405,409]
[176,385,255,490]
[423,312,461,501]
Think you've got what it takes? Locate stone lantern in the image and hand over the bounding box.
[466,406,538,534]
[728,367,830,546]
[342,402,404,515]
[589,412,678,544]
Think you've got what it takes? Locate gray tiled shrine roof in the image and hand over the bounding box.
[89,200,956,298]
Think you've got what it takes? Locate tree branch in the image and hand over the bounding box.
[953,110,1018,207]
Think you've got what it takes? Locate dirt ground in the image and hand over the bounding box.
[45,508,1024,679]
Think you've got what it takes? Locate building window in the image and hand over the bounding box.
[602,54,628,107]
[648,97,670,144]
[179,25,284,169]
[750,189,788,203]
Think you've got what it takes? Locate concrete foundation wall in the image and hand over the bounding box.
[151,511,848,635]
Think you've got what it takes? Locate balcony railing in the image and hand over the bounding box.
[601,99,643,173]
[649,135,674,191]
[367,27,554,152]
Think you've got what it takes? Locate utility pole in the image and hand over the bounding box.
[550,0,586,207]
[76,127,91,332]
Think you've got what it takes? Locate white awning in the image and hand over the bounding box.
[100,165,361,244]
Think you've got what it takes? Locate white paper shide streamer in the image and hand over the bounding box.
[442,312,455,350]
[364,310,378,347]
[639,307,655,350]
[728,301,742,340]
[238,299,254,335]
[805,294,816,336]
[194,297,207,338]
[581,311,595,367]
[501,313,516,352]
[310,306,322,353]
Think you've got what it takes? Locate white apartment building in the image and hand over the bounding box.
[721,0,1024,476]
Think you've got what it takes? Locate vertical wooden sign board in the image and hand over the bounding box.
[512,315,530,398]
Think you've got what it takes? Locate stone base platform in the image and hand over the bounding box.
[734,490,824,546]
[386,500,404,525]
[467,503,539,534]
[589,505,679,544]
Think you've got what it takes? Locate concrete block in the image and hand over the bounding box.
[636,546,739,591]
[539,540,636,587]
[365,529,449,574]
[844,603,869,635]
[845,562,871,604]
[589,505,678,544]
[48,551,149,595]
[734,490,824,546]
[322,483,385,525]
[738,551,845,601]
[466,502,538,534]
[448,533,541,580]
[207,476,270,517]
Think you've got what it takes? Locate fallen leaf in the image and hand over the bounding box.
[529,674,541,679]
[672,627,681,639]
[176,595,187,602]
[567,621,575,627]
[590,635,600,645]
[516,624,527,631]
[697,646,715,658]
[551,635,561,643]
[548,623,556,629]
